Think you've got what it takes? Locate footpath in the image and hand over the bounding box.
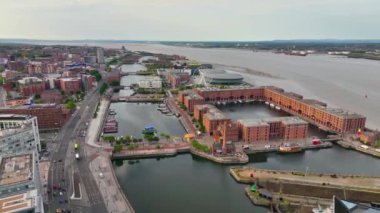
[85,98,135,213]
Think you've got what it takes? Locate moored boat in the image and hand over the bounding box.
[278,143,303,153]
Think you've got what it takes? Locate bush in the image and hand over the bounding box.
[191,140,210,153]
[144,134,159,142]
[114,143,123,153]
[103,135,116,142]
[127,143,138,150]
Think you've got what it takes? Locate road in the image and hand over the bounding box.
[47,71,109,213]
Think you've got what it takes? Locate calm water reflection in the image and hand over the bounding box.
[114,145,380,213]
[109,103,186,138]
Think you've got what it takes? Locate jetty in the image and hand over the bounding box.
[230,167,380,211]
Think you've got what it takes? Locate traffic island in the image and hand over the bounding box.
[70,172,82,200]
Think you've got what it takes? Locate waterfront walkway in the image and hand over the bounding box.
[166,96,198,136]
[86,99,109,148]
[231,167,380,189]
[89,155,135,213]
[84,98,135,213]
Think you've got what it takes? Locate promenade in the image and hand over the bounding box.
[84,98,135,213]
[89,155,134,213]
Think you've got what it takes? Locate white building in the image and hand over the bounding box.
[0,114,43,212]
[138,77,162,89]
[97,48,105,64]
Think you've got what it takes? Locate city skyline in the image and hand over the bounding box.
[1,0,380,41]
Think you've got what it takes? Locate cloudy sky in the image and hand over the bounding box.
[1,0,379,41]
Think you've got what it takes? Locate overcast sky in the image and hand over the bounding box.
[1,0,380,41]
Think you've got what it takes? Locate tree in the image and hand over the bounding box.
[34,94,41,100]
[100,83,108,95]
[114,142,123,153]
[179,85,186,91]
[90,70,102,82]
[65,100,76,110]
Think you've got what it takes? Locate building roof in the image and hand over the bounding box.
[185,93,204,100]
[238,116,307,127]
[0,154,33,187]
[0,114,32,121]
[200,104,229,120]
[238,119,269,127]
[0,189,38,213]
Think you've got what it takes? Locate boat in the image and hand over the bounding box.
[238,100,243,104]
[270,103,275,108]
[275,106,281,110]
[109,110,117,115]
[278,143,303,153]
[265,101,269,105]
[217,101,221,105]
[222,102,227,106]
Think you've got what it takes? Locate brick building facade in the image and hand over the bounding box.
[0,104,70,130]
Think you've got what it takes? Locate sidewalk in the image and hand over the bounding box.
[86,99,110,148]
[89,155,135,213]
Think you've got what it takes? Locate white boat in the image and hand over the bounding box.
[217,101,221,105]
[265,101,269,105]
[234,101,238,104]
[238,100,243,104]
[222,102,227,106]
[270,103,275,108]
[275,106,281,110]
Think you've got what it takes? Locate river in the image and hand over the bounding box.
[118,43,380,130]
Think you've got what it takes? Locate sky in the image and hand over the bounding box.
[1,0,380,41]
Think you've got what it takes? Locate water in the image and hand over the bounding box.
[115,71,150,96]
[218,103,289,121]
[113,146,380,213]
[122,44,380,130]
[109,103,186,138]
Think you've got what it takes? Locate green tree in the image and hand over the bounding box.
[114,142,123,153]
[100,83,108,95]
[65,100,76,110]
[90,70,102,81]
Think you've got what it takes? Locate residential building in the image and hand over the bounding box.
[41,89,63,104]
[60,78,81,93]
[237,117,308,143]
[18,77,46,97]
[0,104,70,130]
[183,93,205,114]
[168,70,190,88]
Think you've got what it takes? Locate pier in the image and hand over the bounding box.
[230,167,380,210]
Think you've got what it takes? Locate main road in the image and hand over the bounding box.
[47,74,108,213]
